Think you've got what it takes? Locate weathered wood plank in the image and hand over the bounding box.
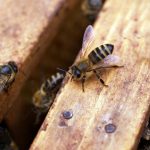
[4,1,87,149]
[30,0,150,149]
[0,0,78,121]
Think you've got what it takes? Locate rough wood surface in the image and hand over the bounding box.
[0,0,77,121]
[31,0,150,149]
[4,1,87,149]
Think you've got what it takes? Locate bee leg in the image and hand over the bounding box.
[71,76,73,81]
[81,75,86,92]
[111,65,124,68]
[4,78,15,94]
[93,70,108,87]
[99,78,108,87]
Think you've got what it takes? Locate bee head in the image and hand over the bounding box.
[88,0,101,9]
[8,61,18,73]
[70,65,82,80]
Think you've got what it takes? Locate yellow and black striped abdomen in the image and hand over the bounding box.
[88,44,114,64]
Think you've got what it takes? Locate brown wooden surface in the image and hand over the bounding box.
[4,1,88,149]
[30,0,150,149]
[0,0,78,121]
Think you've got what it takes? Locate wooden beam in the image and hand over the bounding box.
[4,1,87,149]
[30,0,150,149]
[0,0,78,121]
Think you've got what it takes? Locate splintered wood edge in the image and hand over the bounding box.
[0,0,79,121]
[31,0,150,150]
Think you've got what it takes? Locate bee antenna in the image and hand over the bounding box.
[57,67,72,75]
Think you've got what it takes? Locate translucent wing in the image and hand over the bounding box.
[92,55,123,70]
[80,25,95,58]
[0,74,9,92]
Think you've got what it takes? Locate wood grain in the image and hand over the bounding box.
[4,1,87,149]
[0,0,78,121]
[30,0,150,149]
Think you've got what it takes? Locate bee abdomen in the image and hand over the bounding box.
[88,49,101,64]
[51,72,64,86]
[43,72,65,92]
[102,44,114,54]
[88,44,114,64]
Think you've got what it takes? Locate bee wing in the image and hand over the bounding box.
[80,25,95,58]
[0,74,9,92]
[93,55,123,69]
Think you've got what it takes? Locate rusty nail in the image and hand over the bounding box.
[62,110,73,119]
[105,123,116,133]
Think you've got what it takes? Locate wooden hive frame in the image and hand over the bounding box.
[0,0,83,149]
[0,0,80,121]
[0,0,149,149]
[30,0,150,149]
[2,1,87,149]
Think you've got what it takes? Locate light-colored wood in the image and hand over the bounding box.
[30,0,150,149]
[0,0,78,121]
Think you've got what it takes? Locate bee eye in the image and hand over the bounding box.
[71,66,81,79]
[1,66,11,74]
[75,70,81,78]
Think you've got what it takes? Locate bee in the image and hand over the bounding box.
[32,72,65,122]
[0,61,18,93]
[59,25,123,92]
[82,0,103,22]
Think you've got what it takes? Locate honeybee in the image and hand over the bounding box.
[0,61,18,93]
[60,25,123,92]
[82,0,103,22]
[32,72,65,122]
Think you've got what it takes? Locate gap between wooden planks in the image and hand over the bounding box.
[31,0,150,149]
[0,0,79,121]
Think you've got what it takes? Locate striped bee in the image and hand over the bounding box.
[82,0,103,22]
[0,61,18,93]
[60,25,123,92]
[32,72,65,122]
